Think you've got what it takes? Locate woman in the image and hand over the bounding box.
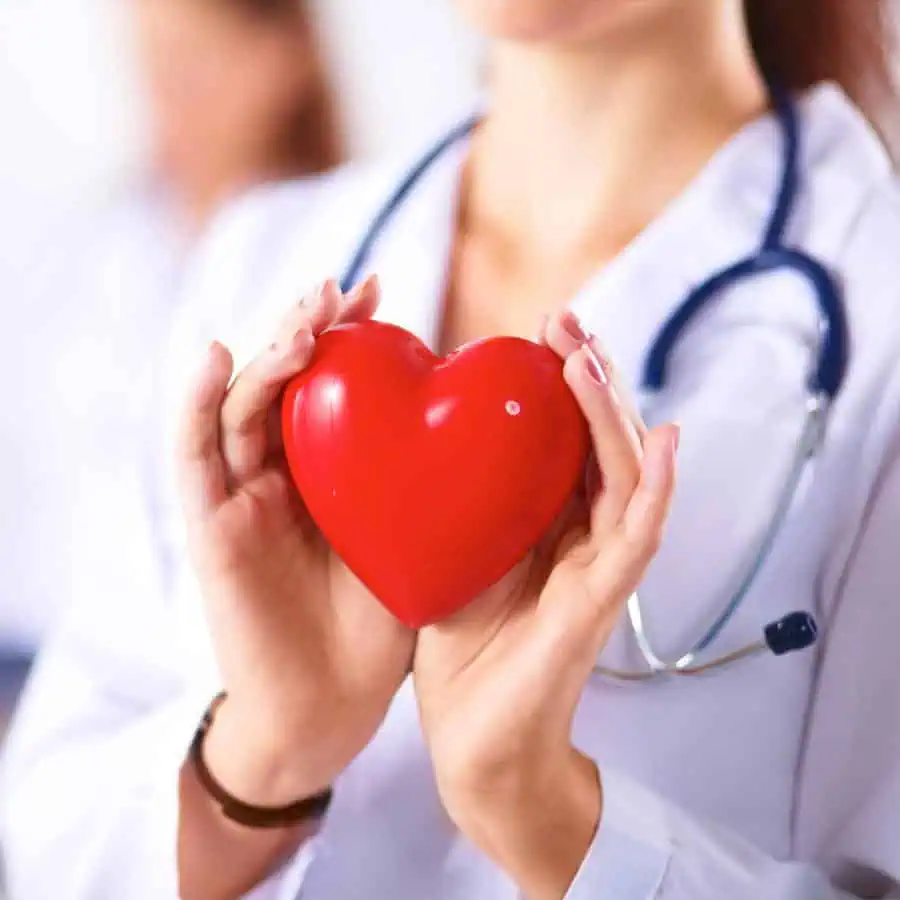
[0,0,340,652]
[133,0,340,228]
[4,1,900,898]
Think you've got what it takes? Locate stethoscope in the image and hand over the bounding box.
[340,86,847,681]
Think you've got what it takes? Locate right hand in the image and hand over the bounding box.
[177,278,414,804]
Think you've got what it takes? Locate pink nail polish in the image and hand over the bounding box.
[562,312,588,345]
[584,347,607,385]
[588,337,613,381]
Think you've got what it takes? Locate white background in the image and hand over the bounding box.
[0,0,481,281]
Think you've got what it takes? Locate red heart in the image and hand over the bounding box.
[282,321,589,628]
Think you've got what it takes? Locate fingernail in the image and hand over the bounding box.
[349,273,377,302]
[562,311,588,345]
[584,346,608,385]
[588,336,614,381]
[672,423,682,453]
[198,341,229,387]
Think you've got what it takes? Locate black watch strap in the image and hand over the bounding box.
[190,693,334,830]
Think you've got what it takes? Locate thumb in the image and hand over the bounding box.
[176,341,233,521]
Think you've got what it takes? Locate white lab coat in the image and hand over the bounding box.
[0,186,187,652]
[3,84,900,899]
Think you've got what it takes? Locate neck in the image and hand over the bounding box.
[466,5,768,265]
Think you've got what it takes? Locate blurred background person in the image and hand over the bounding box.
[135,0,341,229]
[0,0,342,727]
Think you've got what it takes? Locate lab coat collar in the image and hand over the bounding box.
[565,83,893,388]
[365,83,890,371]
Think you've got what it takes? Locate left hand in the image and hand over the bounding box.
[412,312,679,899]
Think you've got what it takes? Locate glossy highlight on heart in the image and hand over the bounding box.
[282,321,589,628]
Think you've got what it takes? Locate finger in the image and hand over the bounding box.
[337,274,381,325]
[544,310,588,359]
[305,278,343,336]
[564,345,642,535]
[585,336,648,445]
[247,279,339,376]
[219,279,344,482]
[221,327,316,484]
[621,423,679,548]
[545,314,647,447]
[529,425,678,685]
[584,423,678,599]
[534,490,590,570]
[176,342,234,520]
[254,277,379,463]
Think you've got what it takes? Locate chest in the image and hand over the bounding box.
[253,274,845,900]
[437,235,605,352]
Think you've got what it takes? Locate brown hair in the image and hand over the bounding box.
[746,1,896,127]
[222,0,342,175]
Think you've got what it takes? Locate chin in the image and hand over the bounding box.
[454,0,672,44]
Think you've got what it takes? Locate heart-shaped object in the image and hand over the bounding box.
[282,321,589,628]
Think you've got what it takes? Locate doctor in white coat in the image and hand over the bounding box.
[4,1,900,898]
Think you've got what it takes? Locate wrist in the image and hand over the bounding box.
[452,749,603,900]
[201,695,339,807]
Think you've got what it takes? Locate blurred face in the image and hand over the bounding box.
[133,0,314,213]
[454,0,695,44]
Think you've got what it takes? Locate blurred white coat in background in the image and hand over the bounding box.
[0,0,476,652]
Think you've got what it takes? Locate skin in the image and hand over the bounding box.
[176,1,769,897]
[132,0,318,229]
[177,279,415,900]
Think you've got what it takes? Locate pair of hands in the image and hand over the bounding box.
[177,278,678,899]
